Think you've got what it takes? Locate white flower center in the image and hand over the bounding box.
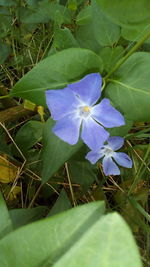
[101,145,114,158]
[79,105,91,118]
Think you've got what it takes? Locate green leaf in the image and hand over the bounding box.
[53,28,79,51]
[76,24,101,52]
[0,202,142,267]
[20,1,71,24]
[9,206,48,229]
[92,1,120,46]
[0,0,16,6]
[99,46,124,72]
[0,201,105,267]
[51,213,142,267]
[121,25,150,44]
[68,160,97,192]
[11,48,103,106]
[13,121,44,156]
[0,9,12,38]
[106,52,150,121]
[41,118,83,183]
[96,0,150,28]
[0,193,13,239]
[107,118,133,137]
[76,6,92,25]
[47,189,72,217]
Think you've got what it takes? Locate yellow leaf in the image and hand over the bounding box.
[24,99,36,111]
[0,156,18,183]
[37,106,45,122]
[8,186,21,201]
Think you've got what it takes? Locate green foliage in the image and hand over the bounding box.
[14,120,44,156]
[0,0,150,264]
[96,0,150,28]
[52,28,79,51]
[47,189,72,217]
[41,118,82,183]
[9,206,48,229]
[11,48,103,106]
[106,52,150,121]
[99,46,124,72]
[0,193,13,239]
[0,42,11,64]
[0,201,142,267]
[91,1,120,46]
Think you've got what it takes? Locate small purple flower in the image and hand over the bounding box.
[46,73,125,150]
[86,136,132,176]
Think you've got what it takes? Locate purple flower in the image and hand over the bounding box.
[46,73,125,150]
[86,136,132,176]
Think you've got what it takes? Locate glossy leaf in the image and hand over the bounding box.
[99,46,124,72]
[0,201,105,267]
[92,1,120,46]
[0,202,142,267]
[41,118,82,183]
[53,28,79,51]
[106,52,150,121]
[11,48,103,106]
[96,0,150,28]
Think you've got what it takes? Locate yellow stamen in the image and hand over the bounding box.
[83,106,90,112]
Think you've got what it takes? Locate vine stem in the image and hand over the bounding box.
[0,94,11,99]
[104,30,150,81]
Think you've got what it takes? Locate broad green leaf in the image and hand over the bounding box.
[76,24,101,52]
[53,28,79,51]
[47,189,72,217]
[99,46,124,72]
[41,118,82,183]
[9,206,48,229]
[76,6,92,25]
[0,193,13,239]
[121,25,150,44]
[106,52,150,121]
[68,160,97,192]
[96,0,150,28]
[11,48,103,106]
[50,213,142,267]
[0,201,105,267]
[13,121,44,156]
[92,1,120,46]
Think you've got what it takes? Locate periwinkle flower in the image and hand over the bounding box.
[46,73,125,150]
[86,136,132,175]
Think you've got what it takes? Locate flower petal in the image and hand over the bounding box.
[102,157,120,176]
[107,136,124,151]
[92,98,125,128]
[86,150,104,164]
[81,117,109,150]
[113,152,132,168]
[52,115,82,145]
[46,88,79,120]
[68,73,102,106]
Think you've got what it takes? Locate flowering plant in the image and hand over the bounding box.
[46,73,132,175]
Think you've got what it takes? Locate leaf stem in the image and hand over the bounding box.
[104,30,150,80]
[0,95,11,100]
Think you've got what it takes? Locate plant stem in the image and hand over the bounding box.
[105,30,150,80]
[0,95,11,99]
